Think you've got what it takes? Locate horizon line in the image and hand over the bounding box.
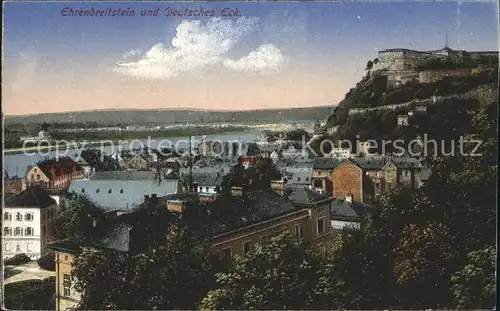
[4,104,338,118]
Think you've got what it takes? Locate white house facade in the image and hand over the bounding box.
[3,207,44,260]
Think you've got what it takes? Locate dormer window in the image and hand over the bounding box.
[81,188,85,193]
[96,189,100,193]
[108,189,112,194]
[120,189,124,194]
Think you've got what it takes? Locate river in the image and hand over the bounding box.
[3,129,264,177]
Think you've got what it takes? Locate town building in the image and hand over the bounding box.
[126,154,151,171]
[3,187,57,260]
[20,129,51,144]
[25,157,86,190]
[397,114,410,126]
[418,68,472,83]
[48,182,334,311]
[68,171,180,212]
[3,176,27,195]
[330,193,375,234]
[312,158,341,195]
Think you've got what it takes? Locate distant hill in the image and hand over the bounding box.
[4,106,336,126]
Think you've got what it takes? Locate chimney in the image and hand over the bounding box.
[345,191,353,203]
[143,195,151,209]
[166,199,186,213]
[231,186,244,197]
[271,179,286,195]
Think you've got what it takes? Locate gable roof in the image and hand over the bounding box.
[201,190,303,237]
[313,158,342,170]
[330,198,374,220]
[351,157,385,170]
[6,187,57,208]
[35,157,81,180]
[385,157,422,170]
[179,171,224,187]
[286,186,331,206]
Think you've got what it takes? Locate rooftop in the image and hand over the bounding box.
[330,198,375,220]
[286,186,331,206]
[313,158,342,170]
[5,187,57,209]
[89,171,157,180]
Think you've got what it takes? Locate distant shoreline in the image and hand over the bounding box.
[4,127,249,155]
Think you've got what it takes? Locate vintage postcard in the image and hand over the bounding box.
[2,1,498,310]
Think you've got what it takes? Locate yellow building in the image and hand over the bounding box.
[47,241,82,311]
[48,184,334,310]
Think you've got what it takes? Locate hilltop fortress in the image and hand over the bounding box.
[373,45,498,86]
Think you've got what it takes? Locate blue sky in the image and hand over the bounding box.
[3,1,498,115]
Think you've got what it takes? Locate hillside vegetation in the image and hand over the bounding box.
[324,65,498,146]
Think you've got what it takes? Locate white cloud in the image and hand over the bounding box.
[223,44,286,72]
[121,49,142,59]
[114,17,259,79]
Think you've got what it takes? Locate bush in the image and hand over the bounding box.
[37,253,56,271]
[5,253,31,266]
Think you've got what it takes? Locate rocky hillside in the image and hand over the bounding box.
[325,66,498,142]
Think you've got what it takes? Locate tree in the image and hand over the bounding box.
[200,235,328,310]
[219,157,281,193]
[55,194,104,244]
[393,222,455,308]
[73,225,219,310]
[366,60,374,71]
[450,246,496,309]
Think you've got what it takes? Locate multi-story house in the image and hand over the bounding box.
[382,157,422,191]
[3,187,57,260]
[48,181,334,311]
[332,158,380,204]
[126,154,151,171]
[25,157,85,190]
[312,158,341,195]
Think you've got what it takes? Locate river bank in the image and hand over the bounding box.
[3,129,263,177]
[4,127,248,155]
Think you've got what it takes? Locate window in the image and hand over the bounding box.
[317,217,325,234]
[4,227,12,235]
[16,244,21,252]
[25,227,34,235]
[27,242,33,252]
[243,241,252,255]
[25,213,34,221]
[319,244,327,256]
[205,187,209,193]
[81,188,85,193]
[96,188,100,193]
[63,274,71,297]
[5,243,11,251]
[16,213,22,221]
[36,174,40,180]
[108,189,112,194]
[294,224,303,241]
[14,227,22,236]
[220,248,232,262]
[4,212,11,221]
[297,177,301,182]
[120,189,124,194]
[260,235,269,247]
[34,168,37,173]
